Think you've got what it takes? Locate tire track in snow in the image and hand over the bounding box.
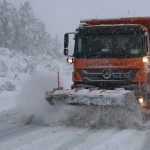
[0,109,43,143]
[70,128,119,150]
[55,128,118,150]
[55,129,96,150]
[90,129,146,150]
[0,126,86,150]
[55,128,147,150]
[0,124,41,143]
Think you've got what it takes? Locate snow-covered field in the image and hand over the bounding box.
[0,48,150,150]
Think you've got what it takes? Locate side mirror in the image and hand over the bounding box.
[64,32,75,56]
[64,33,69,56]
[64,48,68,56]
[64,33,69,48]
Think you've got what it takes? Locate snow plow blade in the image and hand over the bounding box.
[45,88,143,128]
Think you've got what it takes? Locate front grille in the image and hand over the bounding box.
[78,69,138,84]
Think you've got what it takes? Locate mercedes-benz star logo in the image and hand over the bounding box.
[102,69,111,79]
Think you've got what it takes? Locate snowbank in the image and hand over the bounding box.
[0,48,72,112]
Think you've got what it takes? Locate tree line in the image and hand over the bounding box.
[0,0,61,57]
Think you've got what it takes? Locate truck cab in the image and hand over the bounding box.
[64,17,150,103]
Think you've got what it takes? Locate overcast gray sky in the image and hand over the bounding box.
[7,0,150,42]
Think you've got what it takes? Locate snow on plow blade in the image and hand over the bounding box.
[45,88,143,128]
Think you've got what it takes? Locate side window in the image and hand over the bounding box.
[142,36,148,53]
[77,37,82,52]
[144,35,148,53]
[143,32,149,54]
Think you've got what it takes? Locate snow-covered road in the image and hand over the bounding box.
[0,108,149,150]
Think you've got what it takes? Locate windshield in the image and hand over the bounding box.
[74,34,145,58]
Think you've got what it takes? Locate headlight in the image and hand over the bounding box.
[138,95,143,104]
[143,56,149,63]
[67,57,74,63]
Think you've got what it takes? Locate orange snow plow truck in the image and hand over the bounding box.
[46,17,150,128]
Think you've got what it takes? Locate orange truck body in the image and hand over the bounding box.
[73,58,147,83]
[67,17,150,101]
